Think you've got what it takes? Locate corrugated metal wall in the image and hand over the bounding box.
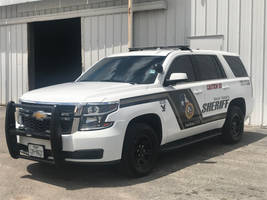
[82,13,128,70]
[0,0,166,104]
[0,0,154,20]
[0,24,28,104]
[191,0,267,126]
[134,0,191,47]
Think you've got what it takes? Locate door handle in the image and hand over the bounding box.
[193,89,203,95]
[222,85,230,89]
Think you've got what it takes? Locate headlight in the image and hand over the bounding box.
[79,102,119,131]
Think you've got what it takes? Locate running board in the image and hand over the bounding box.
[160,129,222,152]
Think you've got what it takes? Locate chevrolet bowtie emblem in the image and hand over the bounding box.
[32,111,47,121]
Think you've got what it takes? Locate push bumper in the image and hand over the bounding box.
[5,101,124,165]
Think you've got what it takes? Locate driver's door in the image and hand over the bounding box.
[164,55,205,142]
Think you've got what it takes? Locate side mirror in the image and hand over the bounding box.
[164,73,188,86]
[153,64,163,74]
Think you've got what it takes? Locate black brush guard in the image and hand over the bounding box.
[5,101,64,165]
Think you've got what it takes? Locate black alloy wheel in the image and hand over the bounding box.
[121,123,159,177]
[222,105,244,144]
[133,134,154,174]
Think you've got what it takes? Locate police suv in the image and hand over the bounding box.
[5,46,253,177]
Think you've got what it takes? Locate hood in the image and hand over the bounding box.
[20,82,151,104]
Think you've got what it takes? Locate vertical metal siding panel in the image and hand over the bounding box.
[195,0,206,35]
[106,15,114,56]
[0,7,2,19]
[121,13,128,52]
[83,17,92,69]
[144,12,149,47]
[16,24,23,100]
[138,12,148,47]
[217,0,228,50]
[113,14,122,53]
[1,7,6,19]
[91,16,99,66]
[0,26,7,104]
[239,0,252,75]
[0,24,28,104]
[22,24,28,94]
[11,5,17,18]
[81,17,85,72]
[133,12,140,47]
[228,0,240,53]
[0,27,2,104]
[6,6,12,18]
[3,25,7,103]
[148,11,157,47]
[5,25,10,101]
[185,0,192,43]
[250,0,265,125]
[156,10,166,46]
[206,0,217,35]
[11,25,17,102]
[191,0,196,36]
[98,15,106,60]
[7,25,11,102]
[264,0,267,126]
[133,0,188,48]
[82,13,127,69]
[176,0,186,44]
[166,0,176,45]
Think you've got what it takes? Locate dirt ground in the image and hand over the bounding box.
[0,106,266,200]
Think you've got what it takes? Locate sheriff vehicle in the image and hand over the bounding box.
[5,46,253,177]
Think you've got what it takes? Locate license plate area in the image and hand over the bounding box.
[28,143,45,159]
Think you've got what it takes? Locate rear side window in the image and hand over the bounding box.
[166,55,196,82]
[224,56,248,77]
[193,55,226,81]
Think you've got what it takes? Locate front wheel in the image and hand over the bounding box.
[222,106,244,144]
[120,123,159,177]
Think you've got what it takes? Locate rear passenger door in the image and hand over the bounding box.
[192,55,229,120]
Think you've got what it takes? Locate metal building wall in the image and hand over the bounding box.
[134,0,191,47]
[82,13,128,70]
[191,0,267,126]
[0,0,166,104]
[0,24,28,104]
[0,0,155,20]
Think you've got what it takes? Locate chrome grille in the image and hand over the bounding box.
[19,103,75,134]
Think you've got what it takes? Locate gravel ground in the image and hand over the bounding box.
[0,106,267,200]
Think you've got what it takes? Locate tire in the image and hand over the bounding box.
[222,105,245,144]
[120,123,159,177]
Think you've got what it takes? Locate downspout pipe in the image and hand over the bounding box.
[128,0,133,49]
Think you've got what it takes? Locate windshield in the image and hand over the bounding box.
[77,56,166,84]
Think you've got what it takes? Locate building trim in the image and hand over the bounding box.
[0,0,41,7]
[0,1,167,26]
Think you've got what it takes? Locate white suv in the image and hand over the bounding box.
[5,46,253,177]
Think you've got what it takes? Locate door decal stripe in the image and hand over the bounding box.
[120,90,226,130]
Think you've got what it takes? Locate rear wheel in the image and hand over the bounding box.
[121,123,159,177]
[222,106,244,144]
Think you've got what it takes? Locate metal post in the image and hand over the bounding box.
[128,0,133,49]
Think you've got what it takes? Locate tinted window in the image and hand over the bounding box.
[194,55,226,81]
[166,55,196,82]
[224,56,248,77]
[77,56,165,84]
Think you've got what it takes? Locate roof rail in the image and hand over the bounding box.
[129,45,191,52]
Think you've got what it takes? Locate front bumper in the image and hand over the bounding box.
[5,102,124,165]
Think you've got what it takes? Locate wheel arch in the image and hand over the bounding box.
[228,97,246,116]
[125,113,163,145]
